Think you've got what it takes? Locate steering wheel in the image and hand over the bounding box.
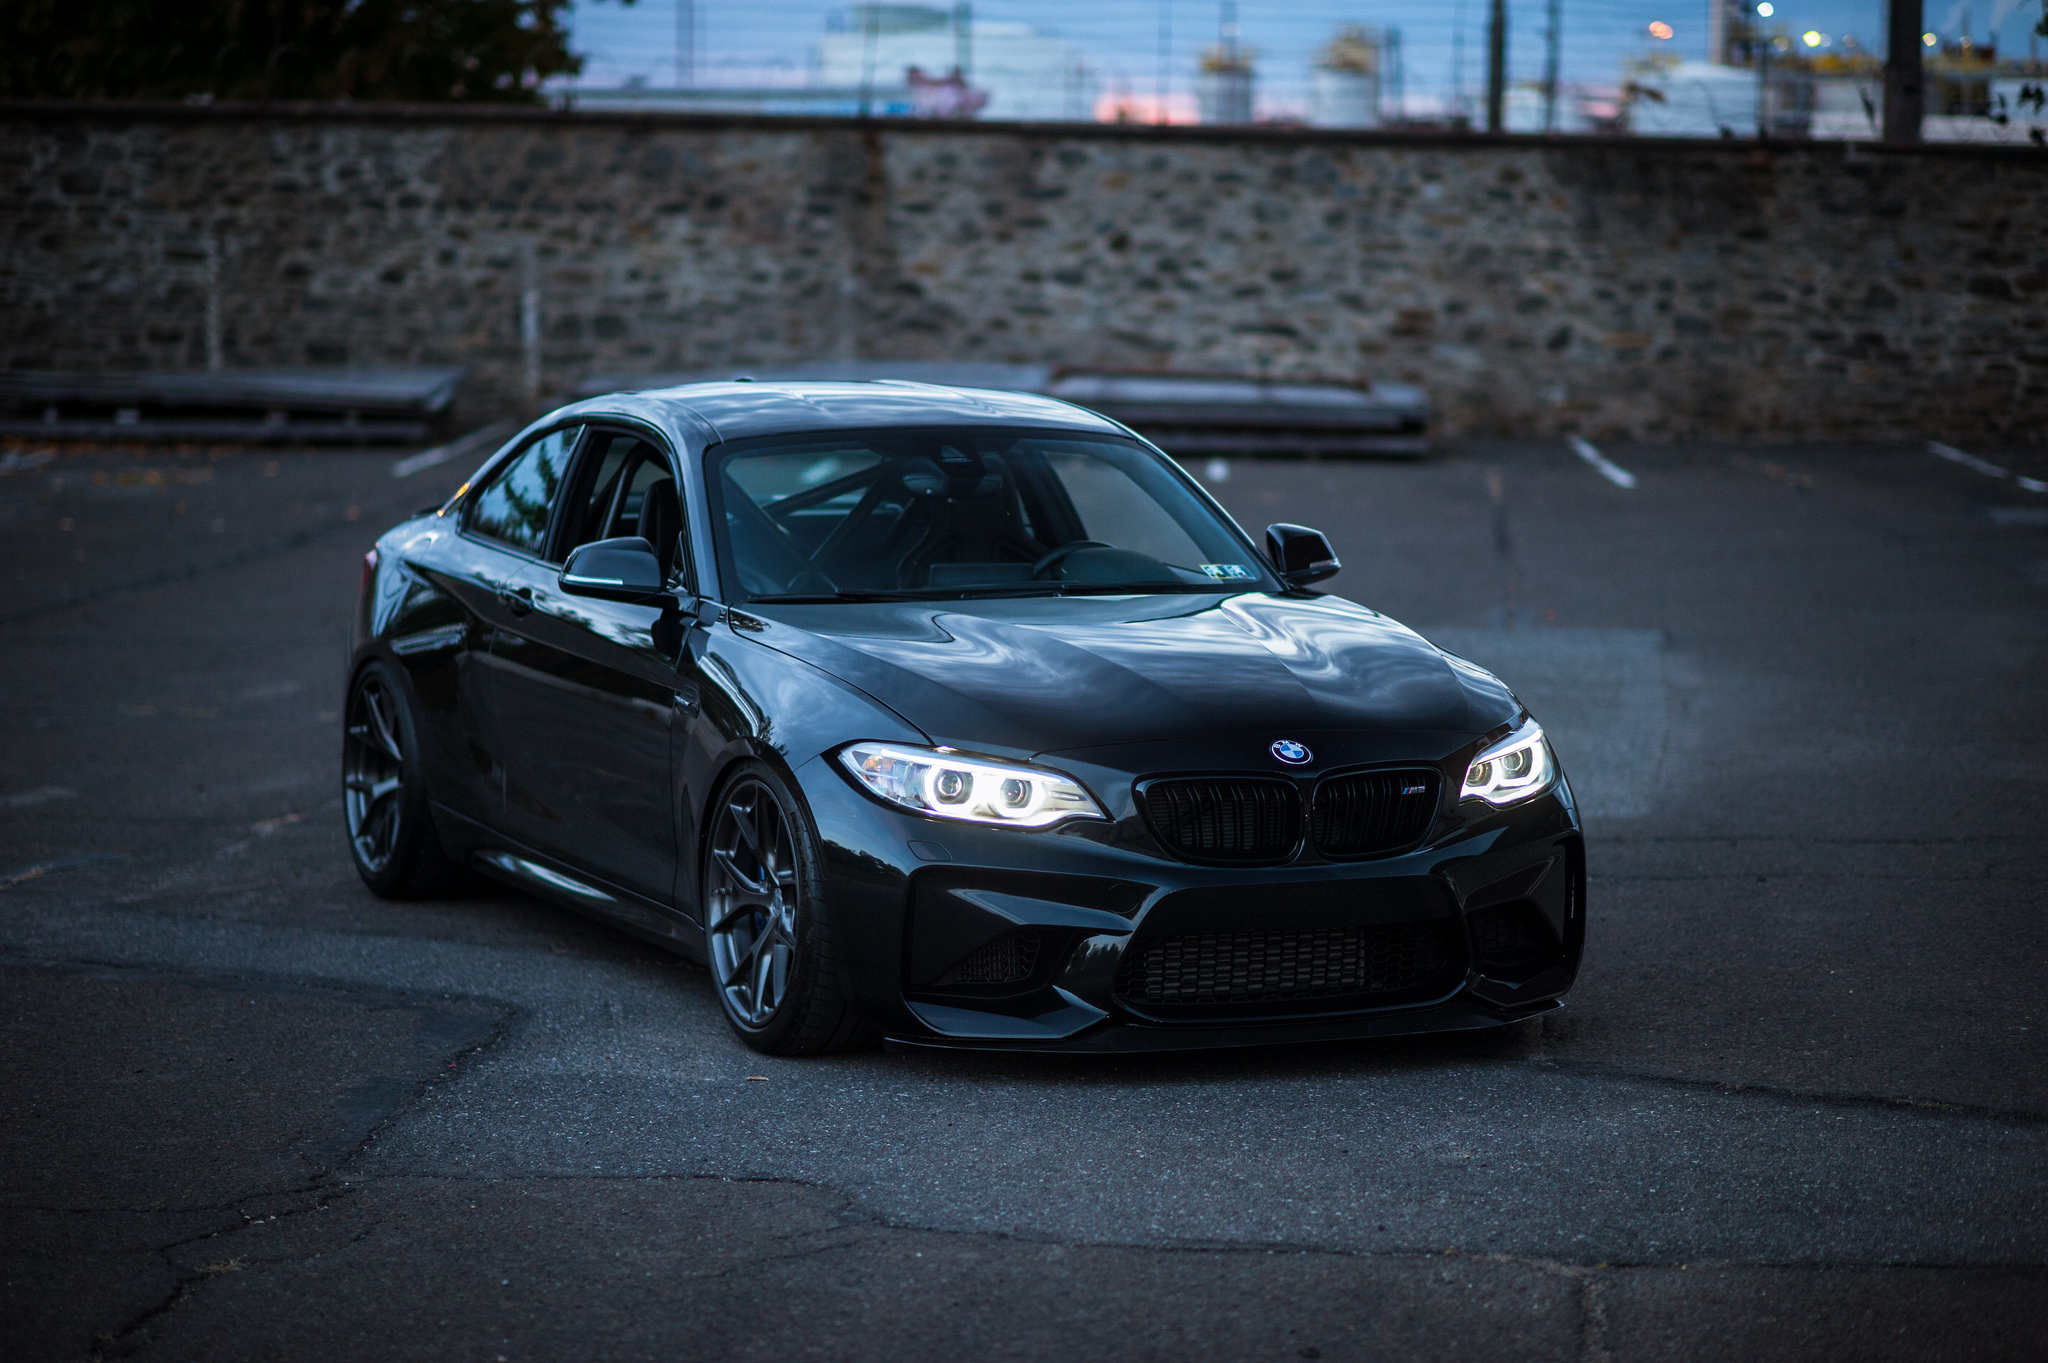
[1031,541,1113,579]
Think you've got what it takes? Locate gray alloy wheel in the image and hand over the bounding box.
[700,762,878,1055]
[341,661,464,899]
[705,775,801,1029]
[344,671,407,875]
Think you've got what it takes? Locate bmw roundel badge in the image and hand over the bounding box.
[1270,739,1312,766]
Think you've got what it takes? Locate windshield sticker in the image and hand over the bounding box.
[1199,563,1256,581]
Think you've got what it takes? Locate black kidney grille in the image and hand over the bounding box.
[1114,923,1453,1009]
[931,929,1041,987]
[1311,768,1440,857]
[1141,778,1302,863]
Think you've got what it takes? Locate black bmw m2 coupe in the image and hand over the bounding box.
[346,381,1582,1054]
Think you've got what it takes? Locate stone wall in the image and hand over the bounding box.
[3,103,2044,442]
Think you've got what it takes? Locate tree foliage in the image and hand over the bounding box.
[0,0,632,103]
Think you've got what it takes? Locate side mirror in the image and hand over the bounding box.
[560,536,666,601]
[1265,523,1341,588]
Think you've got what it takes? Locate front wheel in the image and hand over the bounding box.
[343,661,464,899]
[702,762,877,1055]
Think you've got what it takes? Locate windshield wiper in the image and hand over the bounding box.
[745,590,944,603]
[748,583,1236,604]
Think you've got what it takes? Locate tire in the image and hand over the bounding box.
[342,660,466,899]
[701,760,878,1055]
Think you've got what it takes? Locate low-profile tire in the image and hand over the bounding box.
[702,760,879,1056]
[343,660,466,900]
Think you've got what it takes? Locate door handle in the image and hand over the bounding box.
[499,586,533,617]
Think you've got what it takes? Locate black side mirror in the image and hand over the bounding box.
[560,536,666,601]
[1265,523,1341,588]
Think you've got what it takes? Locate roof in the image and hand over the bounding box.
[567,379,1127,445]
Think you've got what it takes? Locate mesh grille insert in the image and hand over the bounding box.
[1311,768,1440,857]
[1114,923,1454,1010]
[1140,778,1302,864]
[931,929,1040,987]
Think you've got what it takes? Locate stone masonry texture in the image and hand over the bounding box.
[2,104,2044,441]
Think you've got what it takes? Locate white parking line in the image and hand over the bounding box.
[1568,437,1637,489]
[1930,440,2048,493]
[391,421,515,479]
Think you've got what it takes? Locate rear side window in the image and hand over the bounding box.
[467,426,581,558]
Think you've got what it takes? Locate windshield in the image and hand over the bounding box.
[708,428,1279,602]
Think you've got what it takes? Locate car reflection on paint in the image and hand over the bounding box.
[345,381,1583,1054]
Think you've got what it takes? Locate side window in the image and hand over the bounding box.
[568,435,637,550]
[563,432,688,587]
[467,426,581,559]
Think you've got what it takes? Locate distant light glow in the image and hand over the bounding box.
[1923,31,1938,45]
[1755,3,1773,16]
[1647,21,1674,40]
[1801,30,1825,46]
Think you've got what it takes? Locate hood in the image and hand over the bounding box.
[735,592,1518,760]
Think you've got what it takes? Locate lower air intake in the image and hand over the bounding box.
[931,929,1041,987]
[1467,902,1559,977]
[1114,923,1455,1013]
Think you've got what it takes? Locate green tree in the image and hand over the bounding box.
[1,0,633,103]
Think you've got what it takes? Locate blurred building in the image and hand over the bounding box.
[1196,2,1255,124]
[1622,54,1810,137]
[1308,26,1382,128]
[813,5,1095,121]
[1501,82,1616,134]
[1807,48,1883,141]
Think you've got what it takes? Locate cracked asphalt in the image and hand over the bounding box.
[2,433,2045,1361]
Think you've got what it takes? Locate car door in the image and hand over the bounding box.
[480,426,700,906]
[398,424,582,832]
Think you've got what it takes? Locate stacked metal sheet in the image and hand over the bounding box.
[0,368,467,443]
[573,362,1430,458]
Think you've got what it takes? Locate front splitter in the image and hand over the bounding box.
[882,993,1562,1055]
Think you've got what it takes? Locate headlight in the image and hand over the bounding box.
[1460,718,1556,807]
[837,742,1106,828]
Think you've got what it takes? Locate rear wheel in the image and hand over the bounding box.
[343,661,464,899]
[703,762,877,1055]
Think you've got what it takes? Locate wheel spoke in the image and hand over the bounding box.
[727,799,763,859]
[358,798,398,860]
[721,923,769,989]
[709,892,768,932]
[750,938,776,1014]
[363,688,403,763]
[711,846,771,899]
[345,774,401,802]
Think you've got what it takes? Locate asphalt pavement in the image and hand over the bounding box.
[3,431,2045,1361]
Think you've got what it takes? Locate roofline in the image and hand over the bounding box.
[555,380,1128,447]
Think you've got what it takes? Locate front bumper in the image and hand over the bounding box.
[798,754,1584,1054]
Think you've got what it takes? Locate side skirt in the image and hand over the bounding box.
[433,802,707,964]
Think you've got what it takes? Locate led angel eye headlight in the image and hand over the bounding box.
[838,743,1106,828]
[1460,719,1556,807]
